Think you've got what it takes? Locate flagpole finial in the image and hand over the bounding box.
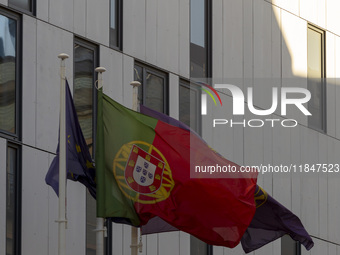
[58,53,69,60]
[95,67,106,73]
[130,81,141,88]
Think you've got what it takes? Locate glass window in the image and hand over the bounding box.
[0,14,17,134]
[74,39,101,255]
[179,81,201,133]
[190,0,211,78]
[307,25,326,132]
[134,63,168,114]
[110,0,122,49]
[6,145,20,255]
[9,0,34,14]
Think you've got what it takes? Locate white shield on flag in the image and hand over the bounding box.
[133,155,157,187]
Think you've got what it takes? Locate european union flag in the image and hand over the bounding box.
[45,80,96,198]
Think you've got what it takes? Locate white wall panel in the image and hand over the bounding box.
[0,138,6,255]
[335,36,340,139]
[271,6,282,79]
[112,223,123,255]
[0,0,7,6]
[253,0,272,110]
[123,0,146,61]
[145,0,158,66]
[86,0,109,46]
[242,0,253,93]
[310,238,328,255]
[122,225,132,255]
[291,125,301,218]
[169,73,179,119]
[178,0,190,78]
[36,21,73,153]
[179,232,190,255]
[281,10,308,125]
[300,127,319,236]
[100,46,123,103]
[122,55,134,108]
[213,0,223,80]
[159,232,180,255]
[146,233,158,255]
[223,0,243,80]
[36,0,49,21]
[156,0,179,74]
[66,182,86,254]
[328,139,340,244]
[300,0,326,28]
[22,15,37,147]
[21,146,49,255]
[271,0,299,16]
[272,119,291,210]
[73,0,86,36]
[47,153,58,255]
[49,0,74,32]
[318,133,328,240]
[326,32,336,137]
[326,0,340,36]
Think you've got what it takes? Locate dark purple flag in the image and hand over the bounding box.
[241,186,314,253]
[45,80,96,198]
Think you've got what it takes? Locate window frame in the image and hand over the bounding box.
[109,0,123,51]
[73,37,103,255]
[307,24,326,133]
[6,142,22,255]
[8,0,36,16]
[0,8,22,140]
[134,62,169,115]
[179,80,202,135]
[190,0,212,78]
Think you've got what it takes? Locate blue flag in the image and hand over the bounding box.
[45,80,96,198]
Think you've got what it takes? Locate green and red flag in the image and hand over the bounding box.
[96,89,257,247]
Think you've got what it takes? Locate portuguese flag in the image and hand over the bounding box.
[96,89,258,247]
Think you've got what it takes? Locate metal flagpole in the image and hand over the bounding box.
[94,67,107,255]
[57,53,69,255]
[130,81,142,255]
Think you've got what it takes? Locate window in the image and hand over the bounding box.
[0,11,21,137]
[110,0,122,50]
[281,235,301,255]
[8,0,35,15]
[74,38,101,255]
[307,24,326,132]
[179,81,201,134]
[134,63,168,114]
[190,0,212,78]
[6,144,21,255]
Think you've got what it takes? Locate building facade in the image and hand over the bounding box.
[0,0,340,255]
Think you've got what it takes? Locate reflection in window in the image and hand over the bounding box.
[110,0,122,49]
[0,15,16,134]
[9,0,33,13]
[179,82,200,133]
[74,40,99,255]
[74,44,94,155]
[134,64,168,114]
[190,0,211,78]
[6,146,18,255]
[307,25,325,132]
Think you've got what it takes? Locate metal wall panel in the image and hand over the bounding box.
[36,21,73,153]
[22,15,37,147]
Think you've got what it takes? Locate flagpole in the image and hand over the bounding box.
[130,81,142,255]
[57,53,69,255]
[94,67,107,255]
